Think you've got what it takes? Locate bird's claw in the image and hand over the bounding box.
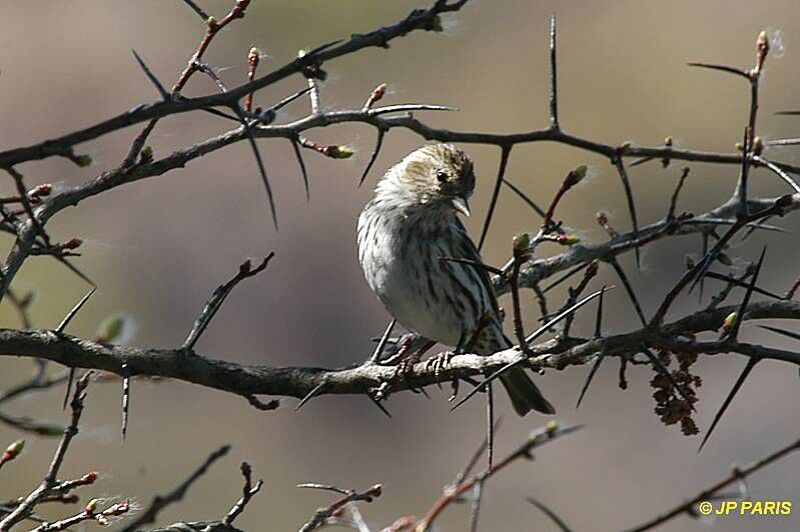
[392,352,422,380]
[426,350,454,383]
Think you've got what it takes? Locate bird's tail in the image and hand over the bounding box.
[477,332,555,416]
[499,368,556,416]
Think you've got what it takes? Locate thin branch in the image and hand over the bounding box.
[667,167,690,219]
[625,436,800,532]
[414,422,581,531]
[298,483,382,532]
[0,372,92,531]
[183,254,274,351]
[119,445,231,532]
[222,462,263,526]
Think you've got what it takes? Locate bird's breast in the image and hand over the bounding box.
[357,207,484,346]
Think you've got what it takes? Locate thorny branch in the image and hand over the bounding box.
[2,298,798,406]
[298,483,383,532]
[0,372,93,531]
[624,436,800,532]
[120,446,231,532]
[413,422,581,531]
[2,3,800,532]
[0,0,797,445]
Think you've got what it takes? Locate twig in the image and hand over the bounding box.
[119,445,231,532]
[222,462,263,526]
[414,422,581,531]
[30,500,130,531]
[298,483,382,532]
[0,372,92,531]
[183,254,274,351]
[624,436,800,532]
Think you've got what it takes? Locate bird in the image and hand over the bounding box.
[357,143,555,416]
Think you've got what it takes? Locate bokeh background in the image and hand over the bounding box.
[2,1,800,530]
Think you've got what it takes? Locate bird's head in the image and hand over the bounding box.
[382,144,475,217]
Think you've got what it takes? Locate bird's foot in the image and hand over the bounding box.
[392,350,422,380]
[390,340,436,395]
[425,350,454,383]
[386,335,415,376]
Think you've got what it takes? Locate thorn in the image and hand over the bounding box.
[121,364,130,441]
[728,246,767,340]
[486,382,494,469]
[687,62,750,79]
[452,288,610,411]
[366,393,392,418]
[56,287,97,334]
[295,382,325,412]
[478,146,511,251]
[542,263,587,294]
[63,368,75,411]
[527,497,573,532]
[290,137,310,201]
[548,13,559,130]
[369,319,397,364]
[502,179,546,218]
[131,50,170,100]
[610,259,647,326]
[270,87,313,113]
[359,129,385,187]
[56,287,97,410]
[576,348,607,409]
[439,257,505,277]
[758,324,800,342]
[234,106,278,230]
[593,285,606,338]
[699,357,760,452]
[613,158,640,269]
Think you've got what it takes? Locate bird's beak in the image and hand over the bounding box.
[451,197,471,217]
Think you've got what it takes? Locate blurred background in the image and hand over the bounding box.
[2,1,800,530]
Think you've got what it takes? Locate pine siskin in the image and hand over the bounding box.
[357,144,554,415]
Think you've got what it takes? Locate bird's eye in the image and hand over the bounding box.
[436,170,448,183]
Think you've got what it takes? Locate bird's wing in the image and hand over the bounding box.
[451,218,502,317]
